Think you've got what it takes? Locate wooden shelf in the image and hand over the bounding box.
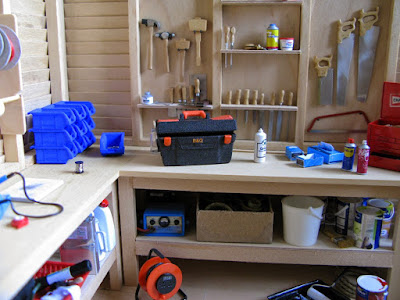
[137,103,214,110]
[221,0,303,6]
[221,49,301,54]
[136,230,394,268]
[221,104,298,111]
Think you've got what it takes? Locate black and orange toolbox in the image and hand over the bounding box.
[367,82,400,171]
[156,110,237,166]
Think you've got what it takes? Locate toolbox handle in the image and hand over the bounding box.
[182,110,207,120]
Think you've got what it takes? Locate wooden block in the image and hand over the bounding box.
[66,29,129,42]
[68,80,131,92]
[66,41,129,55]
[22,81,51,100]
[22,69,50,84]
[64,3,128,17]
[69,92,131,105]
[21,56,49,72]
[10,0,45,16]
[67,54,129,68]
[65,16,128,30]
[68,68,130,80]
[21,41,48,56]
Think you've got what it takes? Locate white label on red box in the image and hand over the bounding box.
[390,94,400,106]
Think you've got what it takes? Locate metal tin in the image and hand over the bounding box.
[342,138,357,171]
[367,199,395,239]
[335,197,363,236]
[75,160,84,174]
[254,128,267,163]
[357,140,370,174]
[356,275,388,300]
[266,24,279,50]
[353,206,383,249]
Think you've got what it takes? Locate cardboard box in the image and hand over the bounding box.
[196,197,273,244]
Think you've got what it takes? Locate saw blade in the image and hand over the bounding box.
[337,34,355,106]
[319,68,333,105]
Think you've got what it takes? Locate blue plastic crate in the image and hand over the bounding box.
[84,130,96,148]
[74,134,88,153]
[29,108,76,130]
[53,101,88,120]
[100,132,125,156]
[0,194,10,220]
[34,142,78,164]
[83,116,95,130]
[73,120,88,135]
[68,101,96,115]
[30,126,77,147]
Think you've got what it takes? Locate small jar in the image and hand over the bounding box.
[280,38,294,51]
[142,91,153,104]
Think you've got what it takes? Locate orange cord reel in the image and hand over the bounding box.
[135,248,187,300]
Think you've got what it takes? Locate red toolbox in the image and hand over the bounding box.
[367,82,400,171]
[156,111,237,166]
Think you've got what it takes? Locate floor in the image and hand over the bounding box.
[93,259,341,300]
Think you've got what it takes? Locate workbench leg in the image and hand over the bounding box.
[118,177,139,286]
[3,134,25,169]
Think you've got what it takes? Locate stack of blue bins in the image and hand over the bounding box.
[29,101,96,164]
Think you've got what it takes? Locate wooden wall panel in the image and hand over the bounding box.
[65,0,132,140]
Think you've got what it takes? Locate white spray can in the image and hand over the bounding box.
[254,128,267,163]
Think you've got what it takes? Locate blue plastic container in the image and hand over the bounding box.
[0,194,10,220]
[29,108,76,130]
[30,126,77,147]
[34,143,78,164]
[84,130,96,148]
[53,101,88,120]
[100,132,125,156]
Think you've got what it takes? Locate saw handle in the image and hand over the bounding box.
[359,7,379,36]
[182,110,207,119]
[337,18,356,43]
[313,55,332,78]
[306,110,370,133]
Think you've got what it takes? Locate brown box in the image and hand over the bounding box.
[196,199,273,244]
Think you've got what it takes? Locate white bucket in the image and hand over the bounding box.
[282,196,325,246]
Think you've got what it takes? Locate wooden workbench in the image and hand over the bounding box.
[1,147,400,299]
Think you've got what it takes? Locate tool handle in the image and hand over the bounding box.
[252,90,258,105]
[288,92,293,106]
[279,90,285,105]
[195,78,200,95]
[359,7,379,36]
[230,26,236,48]
[313,55,332,78]
[226,90,232,105]
[260,93,265,105]
[337,18,356,43]
[189,85,194,100]
[181,86,187,102]
[148,26,154,70]
[224,26,230,48]
[180,51,186,82]
[235,89,242,105]
[164,38,170,72]
[270,92,276,106]
[175,85,181,103]
[243,89,250,105]
[306,110,370,132]
[195,31,202,66]
[183,110,206,119]
[169,87,174,103]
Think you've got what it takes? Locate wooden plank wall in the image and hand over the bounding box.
[64,0,133,140]
[11,0,52,113]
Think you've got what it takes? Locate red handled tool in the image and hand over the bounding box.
[307,110,370,133]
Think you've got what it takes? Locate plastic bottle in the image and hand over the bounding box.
[254,128,267,163]
[357,140,370,175]
[93,200,116,252]
[266,24,279,50]
[342,138,356,171]
[142,91,153,104]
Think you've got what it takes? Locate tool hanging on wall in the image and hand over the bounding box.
[189,85,195,105]
[336,18,356,106]
[226,90,232,115]
[154,32,175,73]
[176,38,190,82]
[189,17,207,66]
[286,91,293,141]
[357,7,380,103]
[252,90,258,125]
[314,55,333,105]
[224,25,230,68]
[258,93,265,130]
[267,92,276,141]
[175,85,182,104]
[141,19,161,70]
[243,89,250,124]
[181,86,187,105]
[135,248,187,300]
[235,89,241,120]
[230,26,236,67]
[194,78,201,106]
[275,90,285,141]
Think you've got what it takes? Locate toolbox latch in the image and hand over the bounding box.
[164,137,172,147]
[224,135,232,144]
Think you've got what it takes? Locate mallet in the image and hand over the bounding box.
[141,18,160,70]
[188,17,207,66]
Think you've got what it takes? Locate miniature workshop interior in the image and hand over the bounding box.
[1,0,400,299]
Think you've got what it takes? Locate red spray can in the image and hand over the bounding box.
[357,140,370,175]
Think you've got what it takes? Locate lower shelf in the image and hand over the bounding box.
[93,259,349,300]
[135,230,393,268]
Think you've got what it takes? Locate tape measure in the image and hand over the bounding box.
[135,248,187,300]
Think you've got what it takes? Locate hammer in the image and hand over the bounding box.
[175,38,190,82]
[155,32,175,73]
[188,17,207,66]
[141,18,160,70]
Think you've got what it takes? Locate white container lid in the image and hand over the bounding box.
[357,275,388,292]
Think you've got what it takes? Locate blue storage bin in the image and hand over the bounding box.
[30,126,77,147]
[100,132,125,156]
[29,108,76,130]
[83,116,95,130]
[53,101,87,120]
[0,194,10,220]
[68,101,96,115]
[34,142,78,164]
[84,130,96,148]
[74,134,88,153]
[73,120,88,135]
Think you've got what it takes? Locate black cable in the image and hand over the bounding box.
[0,172,64,218]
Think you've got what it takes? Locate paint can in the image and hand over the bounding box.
[266,24,279,50]
[357,140,370,175]
[353,206,383,249]
[334,197,363,237]
[356,275,388,300]
[279,37,294,51]
[342,138,357,171]
[367,199,395,239]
